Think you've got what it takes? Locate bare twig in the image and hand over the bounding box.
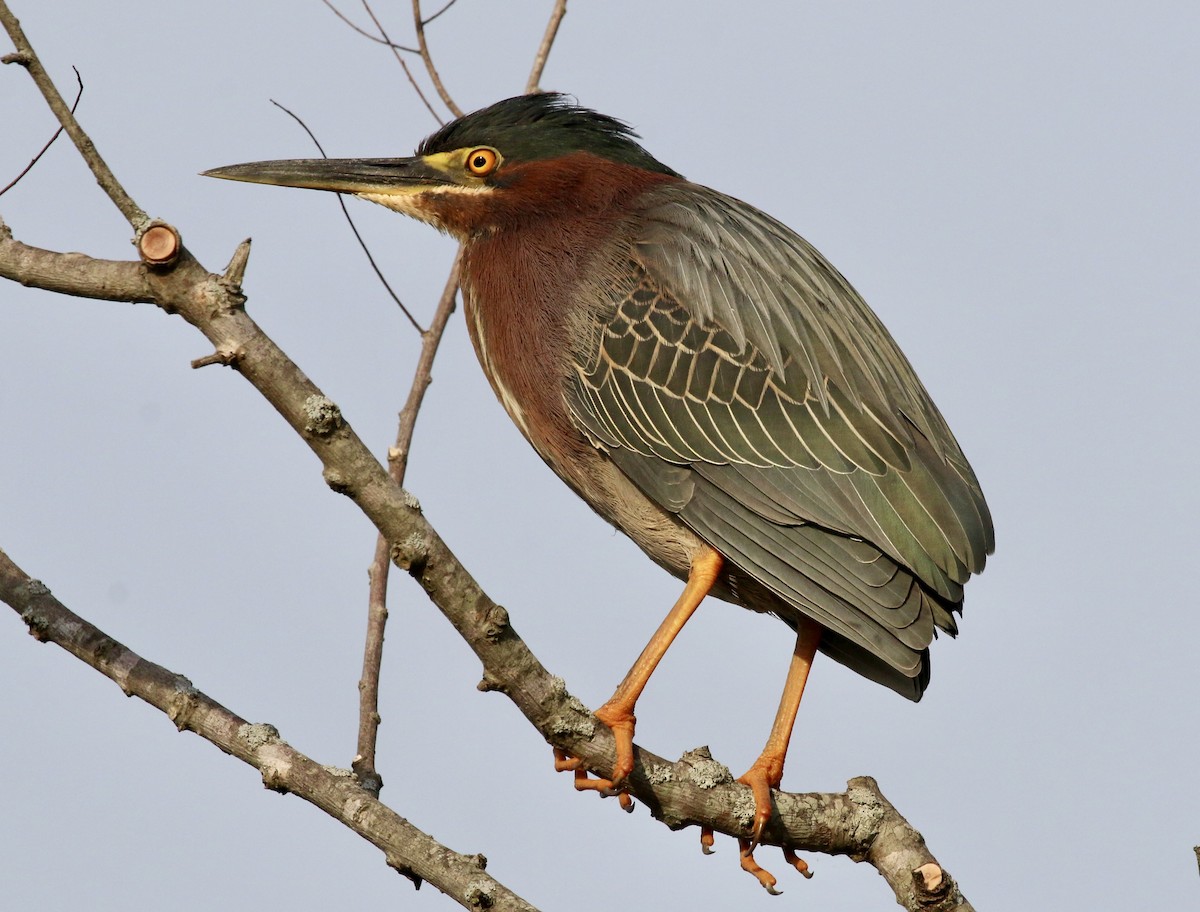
[411,0,463,117]
[0,547,539,912]
[355,257,459,792]
[526,0,568,94]
[420,0,459,26]
[269,99,423,333]
[320,0,418,52]
[0,2,146,228]
[360,0,443,125]
[0,65,81,197]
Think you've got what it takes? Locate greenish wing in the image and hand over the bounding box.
[566,184,993,689]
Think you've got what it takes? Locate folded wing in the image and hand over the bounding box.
[566,183,994,698]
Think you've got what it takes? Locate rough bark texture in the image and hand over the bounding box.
[0,547,539,912]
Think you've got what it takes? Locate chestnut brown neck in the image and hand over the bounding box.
[454,154,677,467]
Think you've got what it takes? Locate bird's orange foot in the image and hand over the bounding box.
[736,753,784,850]
[552,748,633,811]
[550,698,638,811]
[725,754,810,890]
[733,838,811,893]
[703,826,810,892]
[592,701,637,787]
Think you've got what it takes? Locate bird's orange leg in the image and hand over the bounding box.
[560,547,723,794]
[734,617,821,889]
[595,547,723,787]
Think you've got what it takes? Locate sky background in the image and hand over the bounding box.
[2,2,1198,909]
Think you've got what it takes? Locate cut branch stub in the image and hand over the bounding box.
[137,221,181,267]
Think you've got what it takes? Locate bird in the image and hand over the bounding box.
[205,93,994,891]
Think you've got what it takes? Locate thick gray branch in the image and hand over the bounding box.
[0,547,539,912]
[0,224,153,301]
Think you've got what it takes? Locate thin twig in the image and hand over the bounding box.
[526,0,568,94]
[0,2,147,227]
[411,0,463,117]
[355,256,459,792]
[360,0,443,125]
[420,0,459,26]
[269,99,423,333]
[319,0,418,52]
[0,66,82,197]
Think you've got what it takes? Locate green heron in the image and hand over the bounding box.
[206,93,993,891]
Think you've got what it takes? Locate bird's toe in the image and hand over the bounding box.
[738,838,781,894]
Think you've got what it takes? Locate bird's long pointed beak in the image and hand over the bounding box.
[201,156,453,194]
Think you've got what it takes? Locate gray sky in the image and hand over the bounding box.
[2,2,1197,909]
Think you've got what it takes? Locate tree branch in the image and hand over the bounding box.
[0,1,147,228]
[526,0,568,94]
[360,0,443,124]
[319,0,418,52]
[0,546,540,912]
[351,0,570,799]
[0,224,153,300]
[411,0,462,117]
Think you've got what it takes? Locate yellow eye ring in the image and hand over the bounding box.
[466,148,499,177]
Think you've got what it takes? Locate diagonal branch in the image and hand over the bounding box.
[420,0,459,27]
[0,546,540,912]
[359,0,443,124]
[0,2,146,228]
[526,0,568,94]
[410,0,462,117]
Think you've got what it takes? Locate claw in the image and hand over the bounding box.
[700,825,715,855]
[618,792,634,813]
[738,838,781,894]
[783,847,812,879]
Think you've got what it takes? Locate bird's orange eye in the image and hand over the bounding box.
[466,148,499,176]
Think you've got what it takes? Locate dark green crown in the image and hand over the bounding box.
[418,93,680,177]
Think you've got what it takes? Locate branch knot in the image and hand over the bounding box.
[303,395,344,436]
